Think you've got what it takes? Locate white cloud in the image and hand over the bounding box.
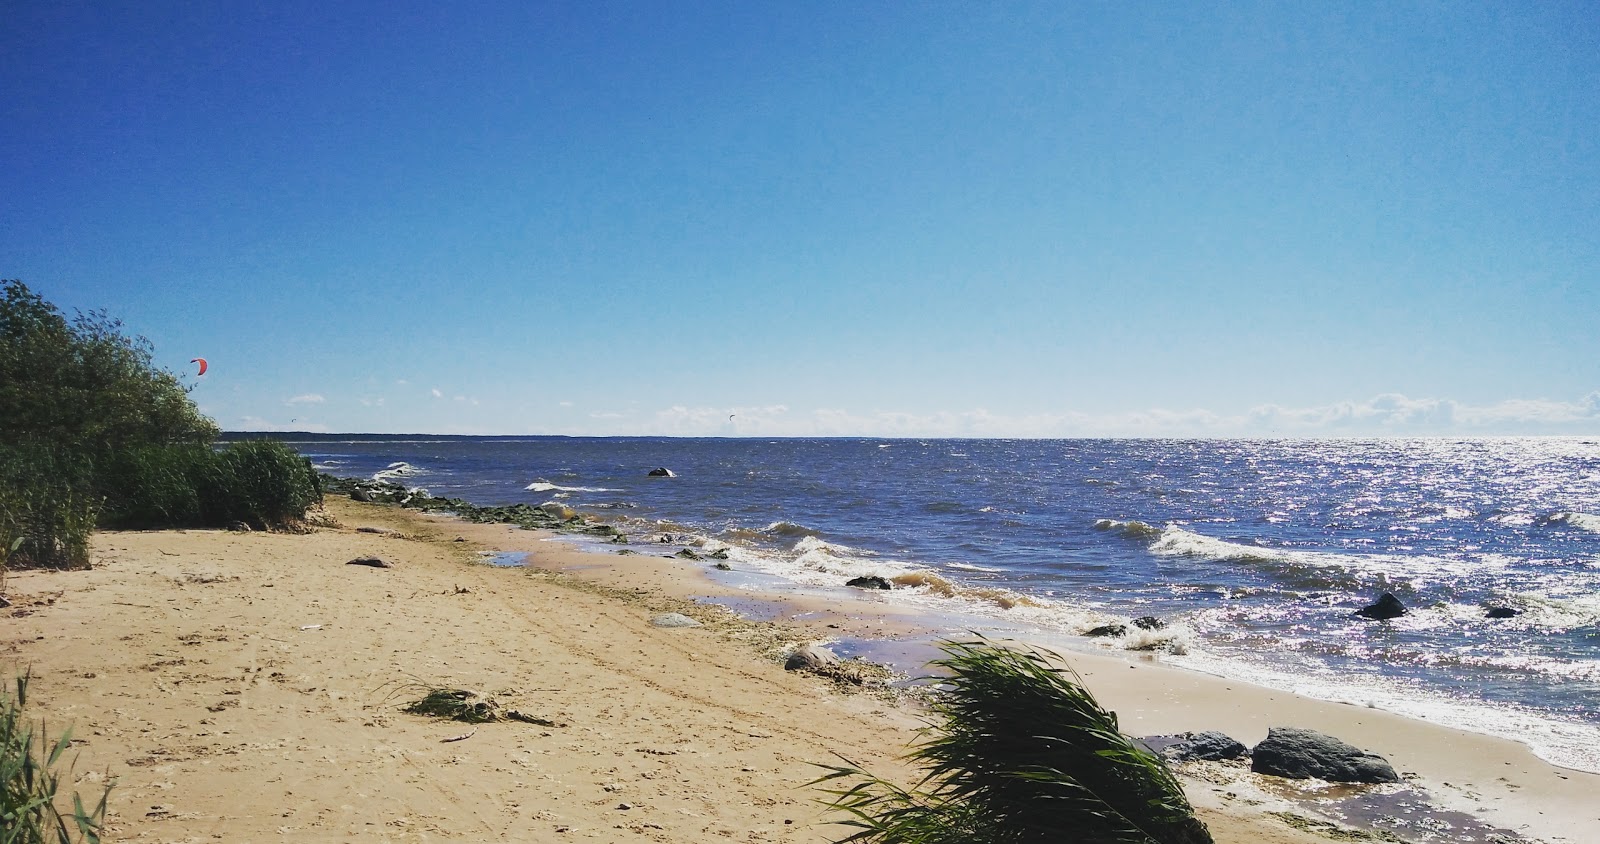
[431,388,443,398]
[610,392,1600,438]
[285,393,325,405]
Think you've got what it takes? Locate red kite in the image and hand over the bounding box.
[191,358,208,376]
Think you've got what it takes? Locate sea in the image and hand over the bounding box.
[275,435,1600,773]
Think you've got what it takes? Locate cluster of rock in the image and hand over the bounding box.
[321,474,621,538]
[1354,591,1521,621]
[1150,727,1399,784]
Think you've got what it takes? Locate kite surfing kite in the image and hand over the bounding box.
[191,358,208,377]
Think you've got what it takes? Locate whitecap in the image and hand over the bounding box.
[1539,511,1600,533]
[525,481,622,493]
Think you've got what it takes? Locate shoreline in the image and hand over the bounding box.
[428,502,1600,842]
[4,495,1593,842]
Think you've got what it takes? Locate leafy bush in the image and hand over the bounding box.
[815,640,1212,844]
[0,280,321,562]
[0,671,110,843]
[0,280,216,453]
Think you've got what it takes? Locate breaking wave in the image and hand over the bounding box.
[372,462,418,482]
[1538,511,1600,532]
[525,480,621,493]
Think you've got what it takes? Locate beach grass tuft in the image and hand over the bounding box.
[814,638,1212,844]
[0,670,111,843]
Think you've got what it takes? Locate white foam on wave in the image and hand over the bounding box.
[1169,648,1600,773]
[372,461,418,482]
[525,481,621,493]
[1542,511,1600,532]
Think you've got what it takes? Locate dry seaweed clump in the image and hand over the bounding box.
[397,686,561,727]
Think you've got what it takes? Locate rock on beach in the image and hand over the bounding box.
[1250,727,1399,783]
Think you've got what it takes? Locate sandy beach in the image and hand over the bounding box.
[5,495,1595,843]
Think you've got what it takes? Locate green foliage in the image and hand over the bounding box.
[0,280,216,453]
[98,441,321,530]
[0,671,111,844]
[0,280,320,566]
[0,447,98,571]
[206,440,323,529]
[814,640,1212,844]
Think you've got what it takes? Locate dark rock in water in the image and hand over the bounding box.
[845,575,891,590]
[1162,731,1249,762]
[1354,592,1407,620]
[1132,616,1165,631]
[1485,606,1521,619]
[713,561,731,571]
[647,467,675,477]
[674,548,702,561]
[615,549,638,556]
[1085,624,1128,638]
[708,548,730,560]
[346,556,392,569]
[1251,727,1399,783]
[785,643,839,671]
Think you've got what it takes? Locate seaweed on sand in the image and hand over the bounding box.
[385,683,562,727]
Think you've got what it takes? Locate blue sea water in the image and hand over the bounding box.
[282,435,1600,771]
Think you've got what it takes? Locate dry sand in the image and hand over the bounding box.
[4,496,1594,842]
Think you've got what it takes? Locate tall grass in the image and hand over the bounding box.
[0,671,110,843]
[97,441,322,531]
[815,639,1212,844]
[0,448,98,572]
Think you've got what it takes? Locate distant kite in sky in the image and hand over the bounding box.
[191,358,208,376]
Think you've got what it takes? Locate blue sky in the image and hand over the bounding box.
[4,1,1597,436]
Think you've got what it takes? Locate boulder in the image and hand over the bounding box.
[1354,592,1407,620]
[1485,606,1521,619]
[1085,624,1128,638]
[647,467,675,477]
[1132,616,1166,630]
[785,643,839,672]
[350,486,373,502]
[346,556,392,569]
[539,502,577,521]
[713,561,732,571]
[1250,727,1399,783]
[1163,731,1249,762]
[650,613,702,628]
[845,575,892,590]
[674,548,703,561]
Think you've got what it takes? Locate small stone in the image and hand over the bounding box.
[616,802,632,810]
[346,556,392,568]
